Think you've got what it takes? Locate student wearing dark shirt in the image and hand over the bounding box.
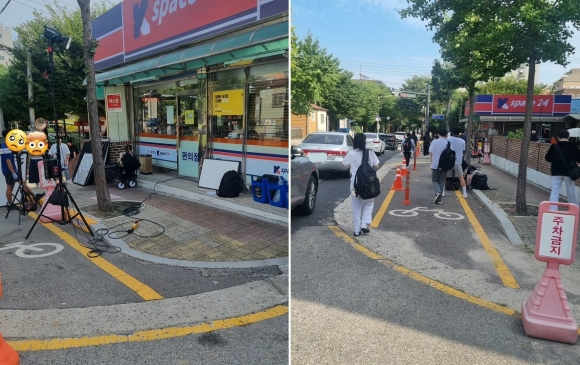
[545,129,580,210]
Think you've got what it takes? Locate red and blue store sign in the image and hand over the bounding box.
[92,0,288,71]
[465,94,572,117]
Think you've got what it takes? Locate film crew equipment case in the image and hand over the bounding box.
[438,141,456,171]
[554,144,580,180]
[217,170,242,198]
[354,149,380,199]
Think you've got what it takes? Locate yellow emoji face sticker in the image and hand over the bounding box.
[6,129,27,152]
[26,131,48,156]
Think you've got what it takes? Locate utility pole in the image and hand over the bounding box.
[425,84,431,133]
[445,98,452,131]
[27,48,35,129]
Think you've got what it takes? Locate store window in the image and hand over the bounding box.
[134,81,199,137]
[248,61,289,143]
[208,68,246,141]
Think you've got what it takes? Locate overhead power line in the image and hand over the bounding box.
[0,0,13,15]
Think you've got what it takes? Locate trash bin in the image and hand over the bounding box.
[139,154,153,175]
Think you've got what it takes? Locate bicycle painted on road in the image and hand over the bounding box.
[0,242,64,258]
[389,207,465,220]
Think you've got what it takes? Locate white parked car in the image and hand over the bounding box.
[299,132,353,178]
[394,132,406,144]
[364,133,385,155]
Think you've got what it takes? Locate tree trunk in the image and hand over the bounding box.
[78,0,112,211]
[516,55,536,215]
[465,86,475,164]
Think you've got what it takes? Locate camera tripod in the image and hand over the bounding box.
[25,174,94,239]
[4,152,35,225]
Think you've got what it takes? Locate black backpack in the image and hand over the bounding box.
[354,149,380,199]
[217,170,241,197]
[471,174,490,190]
[403,139,412,152]
[438,141,456,171]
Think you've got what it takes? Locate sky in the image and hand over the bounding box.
[0,0,122,39]
[292,0,580,89]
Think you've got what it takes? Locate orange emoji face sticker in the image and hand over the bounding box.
[26,131,48,156]
[6,129,27,152]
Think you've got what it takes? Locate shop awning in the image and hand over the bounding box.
[88,20,288,87]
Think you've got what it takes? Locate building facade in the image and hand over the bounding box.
[91,0,289,182]
[0,24,13,67]
[552,68,580,99]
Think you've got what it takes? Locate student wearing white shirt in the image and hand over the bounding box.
[48,136,70,180]
[429,129,449,204]
[342,133,380,237]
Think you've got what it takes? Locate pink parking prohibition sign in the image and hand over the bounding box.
[522,201,579,344]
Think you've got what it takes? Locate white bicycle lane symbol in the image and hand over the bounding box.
[0,242,64,258]
[389,207,465,220]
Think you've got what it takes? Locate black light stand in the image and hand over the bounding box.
[26,26,93,239]
[4,152,28,224]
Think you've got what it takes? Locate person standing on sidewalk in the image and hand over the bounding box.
[48,136,70,180]
[342,133,380,237]
[545,129,580,210]
[402,133,415,168]
[448,127,468,198]
[429,129,449,204]
[422,132,431,157]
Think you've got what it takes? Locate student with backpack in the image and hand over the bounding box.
[402,133,415,168]
[342,133,380,237]
[429,129,455,204]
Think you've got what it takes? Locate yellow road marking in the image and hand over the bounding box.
[328,226,516,316]
[454,191,519,289]
[27,212,163,301]
[7,305,288,351]
[370,190,396,228]
[330,226,580,335]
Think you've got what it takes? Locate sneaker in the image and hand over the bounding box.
[434,192,442,204]
[463,193,468,198]
[354,232,361,237]
[361,227,370,234]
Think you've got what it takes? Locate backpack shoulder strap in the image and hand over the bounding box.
[362,148,369,165]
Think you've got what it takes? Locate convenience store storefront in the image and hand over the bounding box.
[91,0,289,181]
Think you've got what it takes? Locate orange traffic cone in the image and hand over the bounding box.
[401,159,407,173]
[0,274,20,365]
[391,166,404,191]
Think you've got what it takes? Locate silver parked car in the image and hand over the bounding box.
[291,146,318,215]
[298,132,353,178]
[364,133,385,155]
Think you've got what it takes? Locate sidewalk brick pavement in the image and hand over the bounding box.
[472,162,580,249]
[63,183,288,263]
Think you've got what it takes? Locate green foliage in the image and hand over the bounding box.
[477,76,547,95]
[291,30,341,116]
[0,1,112,125]
[507,129,524,140]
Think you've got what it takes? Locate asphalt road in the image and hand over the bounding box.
[291,148,399,233]
[0,208,287,365]
[291,150,580,364]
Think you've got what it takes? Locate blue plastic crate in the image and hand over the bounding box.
[268,179,288,208]
[251,177,268,204]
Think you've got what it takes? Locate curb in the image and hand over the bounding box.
[137,178,288,226]
[471,189,523,245]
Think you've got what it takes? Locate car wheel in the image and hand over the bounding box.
[342,170,351,178]
[297,175,317,216]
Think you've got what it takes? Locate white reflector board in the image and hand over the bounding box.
[198,159,240,190]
